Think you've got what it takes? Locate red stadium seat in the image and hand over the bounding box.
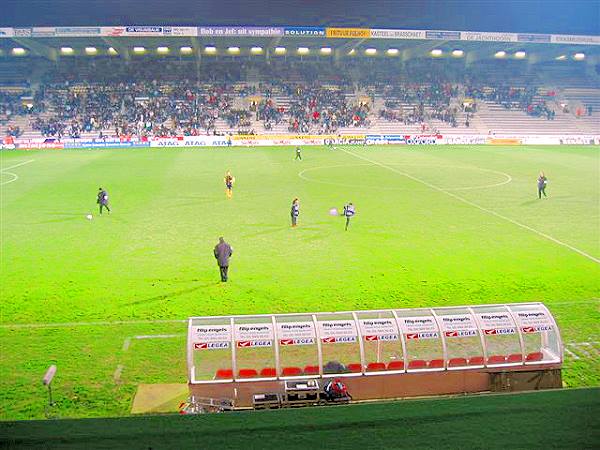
[281,366,303,377]
[387,360,405,371]
[507,353,523,363]
[347,363,363,373]
[260,367,276,377]
[526,351,544,362]
[408,359,427,369]
[428,359,444,369]
[238,369,258,378]
[366,362,386,371]
[448,357,468,367]
[487,355,507,364]
[303,365,320,375]
[215,369,233,379]
[467,356,484,366]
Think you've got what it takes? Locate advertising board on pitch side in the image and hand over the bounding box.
[476,312,516,335]
[318,320,358,343]
[513,310,554,333]
[277,321,316,346]
[234,323,274,348]
[439,314,478,337]
[358,318,399,341]
[397,316,439,340]
[193,324,231,350]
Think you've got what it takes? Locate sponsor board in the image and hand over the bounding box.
[234,323,274,342]
[370,29,425,40]
[513,310,553,333]
[488,138,521,145]
[397,316,439,338]
[193,325,231,343]
[359,318,399,341]
[284,27,326,37]
[550,34,600,45]
[279,338,315,346]
[17,142,64,149]
[460,31,517,43]
[476,313,516,335]
[56,27,101,36]
[439,314,478,337]
[517,33,551,43]
[236,340,272,348]
[14,28,32,37]
[364,334,399,341]
[277,321,316,341]
[198,26,283,37]
[125,26,164,35]
[162,27,197,36]
[318,320,358,341]
[64,140,149,148]
[326,28,371,39]
[426,30,461,40]
[151,136,228,147]
[194,342,230,350]
[441,135,487,145]
[32,27,56,37]
[405,135,440,145]
[101,27,126,36]
[0,28,15,38]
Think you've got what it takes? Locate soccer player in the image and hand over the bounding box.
[97,187,110,215]
[224,170,235,199]
[295,146,302,160]
[291,198,300,227]
[537,171,548,199]
[214,237,233,282]
[343,202,355,231]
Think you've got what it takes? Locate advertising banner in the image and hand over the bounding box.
[192,324,231,350]
[234,323,273,348]
[397,316,439,340]
[439,314,478,338]
[198,26,283,37]
[150,136,228,147]
[517,33,552,43]
[550,34,600,45]
[326,28,371,39]
[370,29,426,40]
[513,310,553,333]
[460,31,518,43]
[277,322,316,346]
[163,27,197,36]
[441,135,488,145]
[318,320,358,343]
[358,318,399,341]
[56,27,102,36]
[64,140,149,148]
[0,28,15,38]
[476,312,516,335]
[16,141,64,149]
[31,27,57,37]
[284,26,326,37]
[13,28,32,37]
[425,30,461,40]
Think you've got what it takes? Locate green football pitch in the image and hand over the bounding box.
[1,145,598,420]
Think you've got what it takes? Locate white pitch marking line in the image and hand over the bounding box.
[134,333,185,340]
[340,147,600,265]
[563,347,580,360]
[0,319,187,329]
[1,159,35,172]
[1,160,34,186]
[122,337,131,351]
[113,364,124,383]
[568,344,594,358]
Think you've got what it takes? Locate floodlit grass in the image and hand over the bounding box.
[1,145,598,419]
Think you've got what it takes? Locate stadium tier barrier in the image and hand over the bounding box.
[186,303,564,406]
[2,134,599,150]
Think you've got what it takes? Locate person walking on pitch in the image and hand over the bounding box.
[343,202,355,230]
[537,171,548,199]
[214,237,233,282]
[224,170,235,199]
[97,187,110,215]
[291,198,300,227]
[295,146,302,160]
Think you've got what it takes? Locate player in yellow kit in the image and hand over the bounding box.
[224,171,235,199]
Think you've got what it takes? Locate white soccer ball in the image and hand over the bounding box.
[86,214,93,220]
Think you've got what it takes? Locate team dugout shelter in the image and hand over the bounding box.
[187,302,563,406]
[0,25,598,66]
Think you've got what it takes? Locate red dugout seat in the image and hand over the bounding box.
[507,353,523,363]
[366,362,386,371]
[428,359,444,369]
[303,365,319,375]
[260,367,276,377]
[448,358,468,367]
[487,355,507,364]
[526,351,544,362]
[282,366,303,377]
[467,356,484,365]
[387,360,405,371]
[347,363,363,373]
[238,369,258,378]
[215,369,233,379]
[408,359,427,369]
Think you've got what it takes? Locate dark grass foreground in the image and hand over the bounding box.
[1,388,599,449]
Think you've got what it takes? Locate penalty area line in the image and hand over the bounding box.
[0,319,187,329]
[340,148,600,265]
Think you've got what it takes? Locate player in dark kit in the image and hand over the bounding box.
[214,237,233,282]
[343,202,355,230]
[291,198,300,227]
[537,172,548,199]
[295,146,302,160]
[97,188,110,214]
[224,170,235,199]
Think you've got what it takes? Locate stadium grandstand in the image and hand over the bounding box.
[0,26,599,143]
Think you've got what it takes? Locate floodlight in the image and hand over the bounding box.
[133,46,146,54]
[348,49,356,55]
[386,48,399,55]
[157,46,169,54]
[431,49,443,56]
[85,47,97,55]
[180,46,193,54]
[60,47,74,55]
[12,47,26,55]
[320,47,332,55]
[108,47,118,55]
[452,49,464,57]
[205,46,217,53]
[494,50,506,58]
[297,47,309,54]
[555,55,567,61]
[574,52,585,60]
[514,51,526,59]
[274,46,286,54]
[365,48,377,55]
[250,46,263,54]
[228,46,240,53]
